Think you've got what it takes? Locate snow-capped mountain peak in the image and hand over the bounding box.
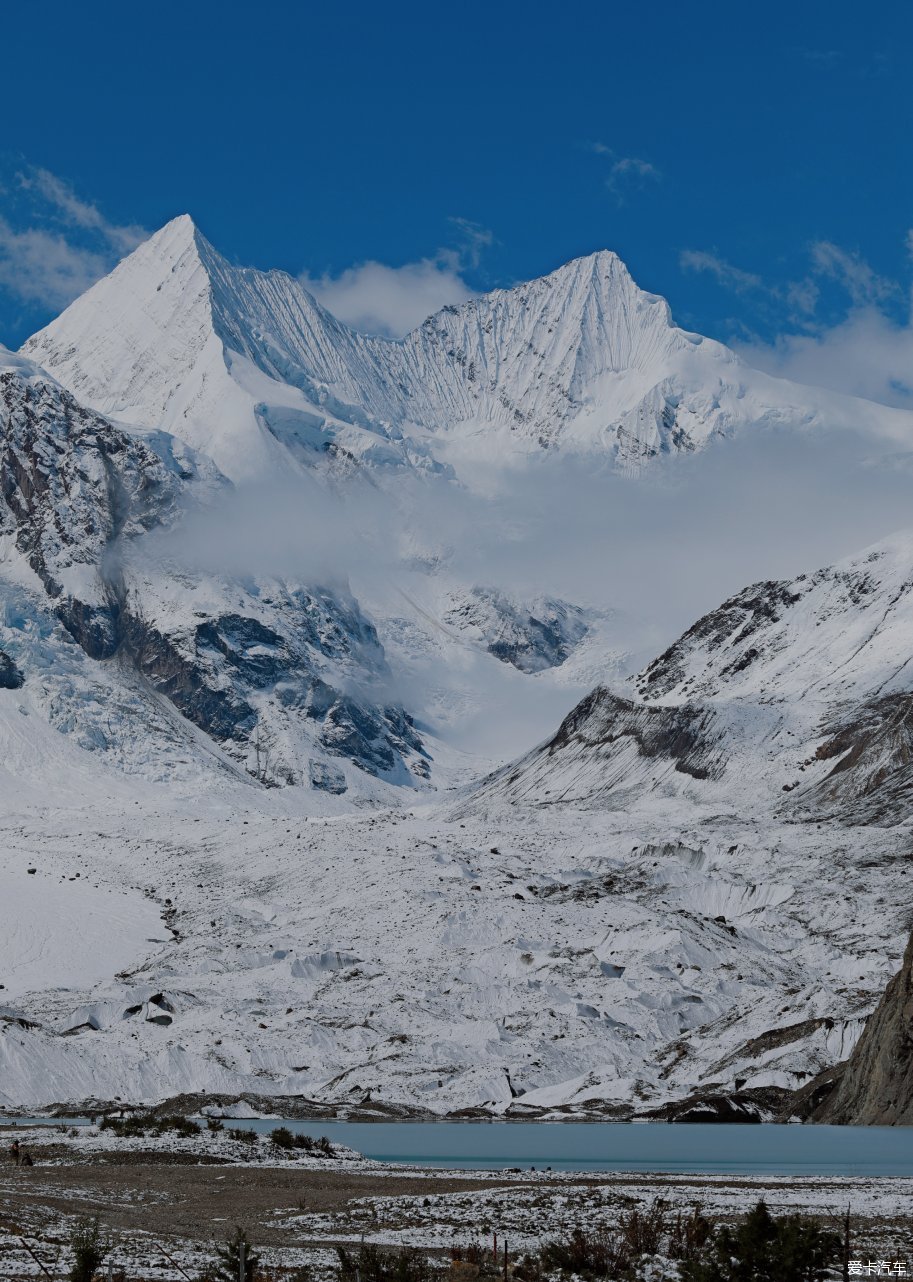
[25,217,912,487]
[21,215,436,480]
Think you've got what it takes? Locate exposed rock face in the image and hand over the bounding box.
[806,694,913,824]
[0,650,24,689]
[475,686,724,806]
[443,588,589,673]
[0,355,428,788]
[547,689,722,780]
[809,932,913,1125]
[474,534,913,823]
[0,365,180,658]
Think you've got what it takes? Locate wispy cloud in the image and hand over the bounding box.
[809,240,898,307]
[0,164,147,313]
[789,47,844,65]
[679,250,765,294]
[681,235,913,410]
[585,142,662,202]
[448,217,494,269]
[300,219,494,339]
[607,156,660,191]
[17,167,146,255]
[0,219,110,310]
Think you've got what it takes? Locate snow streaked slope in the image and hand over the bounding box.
[0,529,911,1114]
[20,217,445,481]
[0,349,430,796]
[473,531,913,824]
[0,346,618,794]
[25,218,913,486]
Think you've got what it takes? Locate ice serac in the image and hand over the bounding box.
[475,531,913,823]
[0,350,428,793]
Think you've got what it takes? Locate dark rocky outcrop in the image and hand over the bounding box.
[0,369,177,657]
[642,1085,792,1124]
[118,613,257,741]
[788,694,913,824]
[0,363,428,784]
[547,687,724,782]
[444,588,589,673]
[803,932,913,1125]
[636,579,804,699]
[0,650,24,689]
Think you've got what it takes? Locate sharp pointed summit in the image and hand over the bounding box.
[22,220,913,484]
[22,215,425,479]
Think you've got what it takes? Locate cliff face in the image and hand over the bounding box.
[811,932,913,1125]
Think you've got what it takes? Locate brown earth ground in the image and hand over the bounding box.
[0,1145,528,1246]
[0,1132,910,1280]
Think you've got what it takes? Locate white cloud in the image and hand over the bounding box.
[300,220,495,339]
[0,218,109,309]
[0,165,147,312]
[680,249,765,294]
[300,254,475,339]
[737,307,913,410]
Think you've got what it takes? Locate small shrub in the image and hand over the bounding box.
[104,1115,148,1138]
[68,1216,108,1282]
[619,1198,668,1257]
[209,1226,260,1282]
[510,1255,543,1282]
[206,1116,225,1132]
[337,1243,444,1282]
[228,1126,258,1144]
[451,1243,501,1280]
[682,1199,840,1282]
[668,1204,714,1262]
[268,1127,334,1156]
[540,1226,623,1277]
[154,1114,200,1138]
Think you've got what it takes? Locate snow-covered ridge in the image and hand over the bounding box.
[473,531,913,823]
[23,216,913,484]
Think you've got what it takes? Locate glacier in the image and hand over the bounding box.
[0,217,911,1116]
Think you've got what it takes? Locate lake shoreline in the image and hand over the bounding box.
[1,1124,911,1281]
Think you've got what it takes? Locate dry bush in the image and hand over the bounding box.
[539,1225,624,1277]
[667,1204,714,1262]
[618,1197,668,1257]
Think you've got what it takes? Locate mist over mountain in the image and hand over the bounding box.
[1,217,911,1118]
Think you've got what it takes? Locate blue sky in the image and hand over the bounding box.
[1,0,911,403]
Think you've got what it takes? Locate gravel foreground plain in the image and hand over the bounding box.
[0,1125,910,1280]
